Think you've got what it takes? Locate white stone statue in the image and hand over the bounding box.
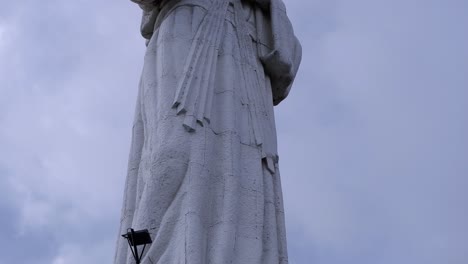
[114,0,301,263]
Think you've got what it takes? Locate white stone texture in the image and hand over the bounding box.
[115,0,301,263]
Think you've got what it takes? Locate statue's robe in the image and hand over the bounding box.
[115,0,301,263]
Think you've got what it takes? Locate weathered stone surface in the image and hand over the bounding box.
[115,0,301,263]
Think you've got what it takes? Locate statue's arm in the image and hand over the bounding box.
[129,0,160,40]
[255,0,302,105]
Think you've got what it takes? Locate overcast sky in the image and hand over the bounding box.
[0,0,467,263]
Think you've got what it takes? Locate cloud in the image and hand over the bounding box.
[1,0,467,263]
[0,1,144,262]
[51,240,114,264]
[279,0,468,263]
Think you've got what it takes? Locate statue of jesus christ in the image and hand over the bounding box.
[115,0,301,263]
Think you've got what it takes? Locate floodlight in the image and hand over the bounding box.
[122,228,152,264]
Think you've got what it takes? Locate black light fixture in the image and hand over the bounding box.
[122,228,152,264]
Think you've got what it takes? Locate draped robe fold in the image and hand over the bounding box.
[114,0,301,263]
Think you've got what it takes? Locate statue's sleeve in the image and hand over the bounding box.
[255,0,302,105]
[140,8,159,41]
[242,0,269,10]
[130,0,160,8]
[128,0,160,41]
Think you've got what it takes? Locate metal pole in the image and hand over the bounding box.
[130,228,140,264]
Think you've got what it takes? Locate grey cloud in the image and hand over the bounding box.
[279,0,468,263]
[1,0,467,263]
